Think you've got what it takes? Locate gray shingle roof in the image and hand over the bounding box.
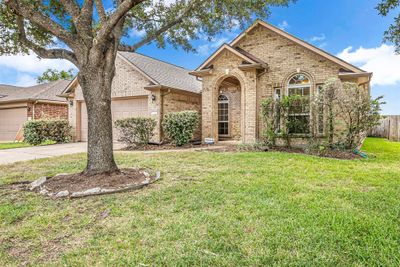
[118,51,202,94]
[0,80,69,103]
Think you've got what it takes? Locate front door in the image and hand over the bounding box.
[218,94,229,139]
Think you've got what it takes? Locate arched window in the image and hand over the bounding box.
[218,94,229,136]
[288,74,311,96]
[286,74,312,134]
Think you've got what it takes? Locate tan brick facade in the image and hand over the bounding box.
[67,54,201,143]
[197,23,371,144]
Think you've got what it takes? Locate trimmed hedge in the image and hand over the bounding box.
[115,117,156,147]
[23,119,71,145]
[162,111,199,146]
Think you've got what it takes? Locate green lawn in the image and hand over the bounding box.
[0,142,32,150]
[0,141,56,150]
[0,138,399,266]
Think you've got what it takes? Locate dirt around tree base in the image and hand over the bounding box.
[28,168,160,199]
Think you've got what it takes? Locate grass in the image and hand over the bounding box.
[0,140,55,150]
[0,138,399,266]
[0,142,32,150]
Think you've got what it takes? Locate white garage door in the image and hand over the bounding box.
[80,98,148,142]
[0,107,27,141]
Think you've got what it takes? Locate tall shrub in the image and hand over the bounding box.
[335,82,384,149]
[24,119,71,145]
[162,111,200,146]
[260,97,276,146]
[114,117,156,147]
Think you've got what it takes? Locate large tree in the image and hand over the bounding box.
[0,0,293,175]
[377,0,400,53]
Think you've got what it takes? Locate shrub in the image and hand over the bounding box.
[114,117,156,147]
[24,119,71,145]
[162,111,200,146]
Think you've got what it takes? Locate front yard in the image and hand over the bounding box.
[0,142,32,150]
[0,141,55,150]
[0,138,399,266]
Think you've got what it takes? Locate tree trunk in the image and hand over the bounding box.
[78,47,119,176]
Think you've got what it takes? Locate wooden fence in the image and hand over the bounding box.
[369,115,400,142]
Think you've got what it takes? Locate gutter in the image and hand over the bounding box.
[0,99,67,105]
[144,84,201,96]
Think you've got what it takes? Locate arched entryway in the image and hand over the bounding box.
[217,76,241,141]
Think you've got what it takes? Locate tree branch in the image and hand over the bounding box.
[95,0,145,43]
[119,1,197,52]
[15,16,78,67]
[95,0,107,25]
[59,0,81,18]
[5,0,76,47]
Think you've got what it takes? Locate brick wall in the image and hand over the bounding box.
[161,90,202,142]
[27,102,68,120]
[200,24,361,144]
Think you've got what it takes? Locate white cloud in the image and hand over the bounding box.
[337,44,400,86]
[310,34,326,42]
[197,37,228,56]
[0,52,77,87]
[278,20,289,31]
[0,52,76,75]
[14,74,37,87]
[129,28,146,38]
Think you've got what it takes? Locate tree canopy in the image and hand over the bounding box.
[37,68,74,84]
[0,0,294,64]
[377,0,400,53]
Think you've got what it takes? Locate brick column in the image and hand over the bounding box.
[243,71,257,144]
[201,78,216,142]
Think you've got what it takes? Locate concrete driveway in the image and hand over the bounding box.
[0,142,123,165]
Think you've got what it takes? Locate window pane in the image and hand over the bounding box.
[288,115,310,134]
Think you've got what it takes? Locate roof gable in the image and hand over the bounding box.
[196,44,259,70]
[230,19,365,73]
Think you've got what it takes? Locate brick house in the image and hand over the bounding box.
[61,52,202,143]
[190,19,372,144]
[62,19,371,145]
[0,80,69,141]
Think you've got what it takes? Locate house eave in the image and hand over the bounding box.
[0,99,67,105]
[238,63,267,71]
[189,68,213,77]
[144,85,201,96]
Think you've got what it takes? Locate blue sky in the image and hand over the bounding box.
[0,0,399,114]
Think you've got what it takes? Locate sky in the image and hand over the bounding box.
[0,0,399,114]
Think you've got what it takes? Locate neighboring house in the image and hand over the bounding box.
[61,52,202,143]
[190,19,372,144]
[0,80,69,141]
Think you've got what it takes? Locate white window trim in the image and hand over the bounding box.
[218,95,229,136]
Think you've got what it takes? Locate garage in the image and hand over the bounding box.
[0,107,27,141]
[79,97,149,142]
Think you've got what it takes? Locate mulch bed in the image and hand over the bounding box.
[270,147,361,160]
[210,145,361,160]
[43,169,150,193]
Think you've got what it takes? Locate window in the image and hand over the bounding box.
[218,95,229,136]
[287,74,311,134]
